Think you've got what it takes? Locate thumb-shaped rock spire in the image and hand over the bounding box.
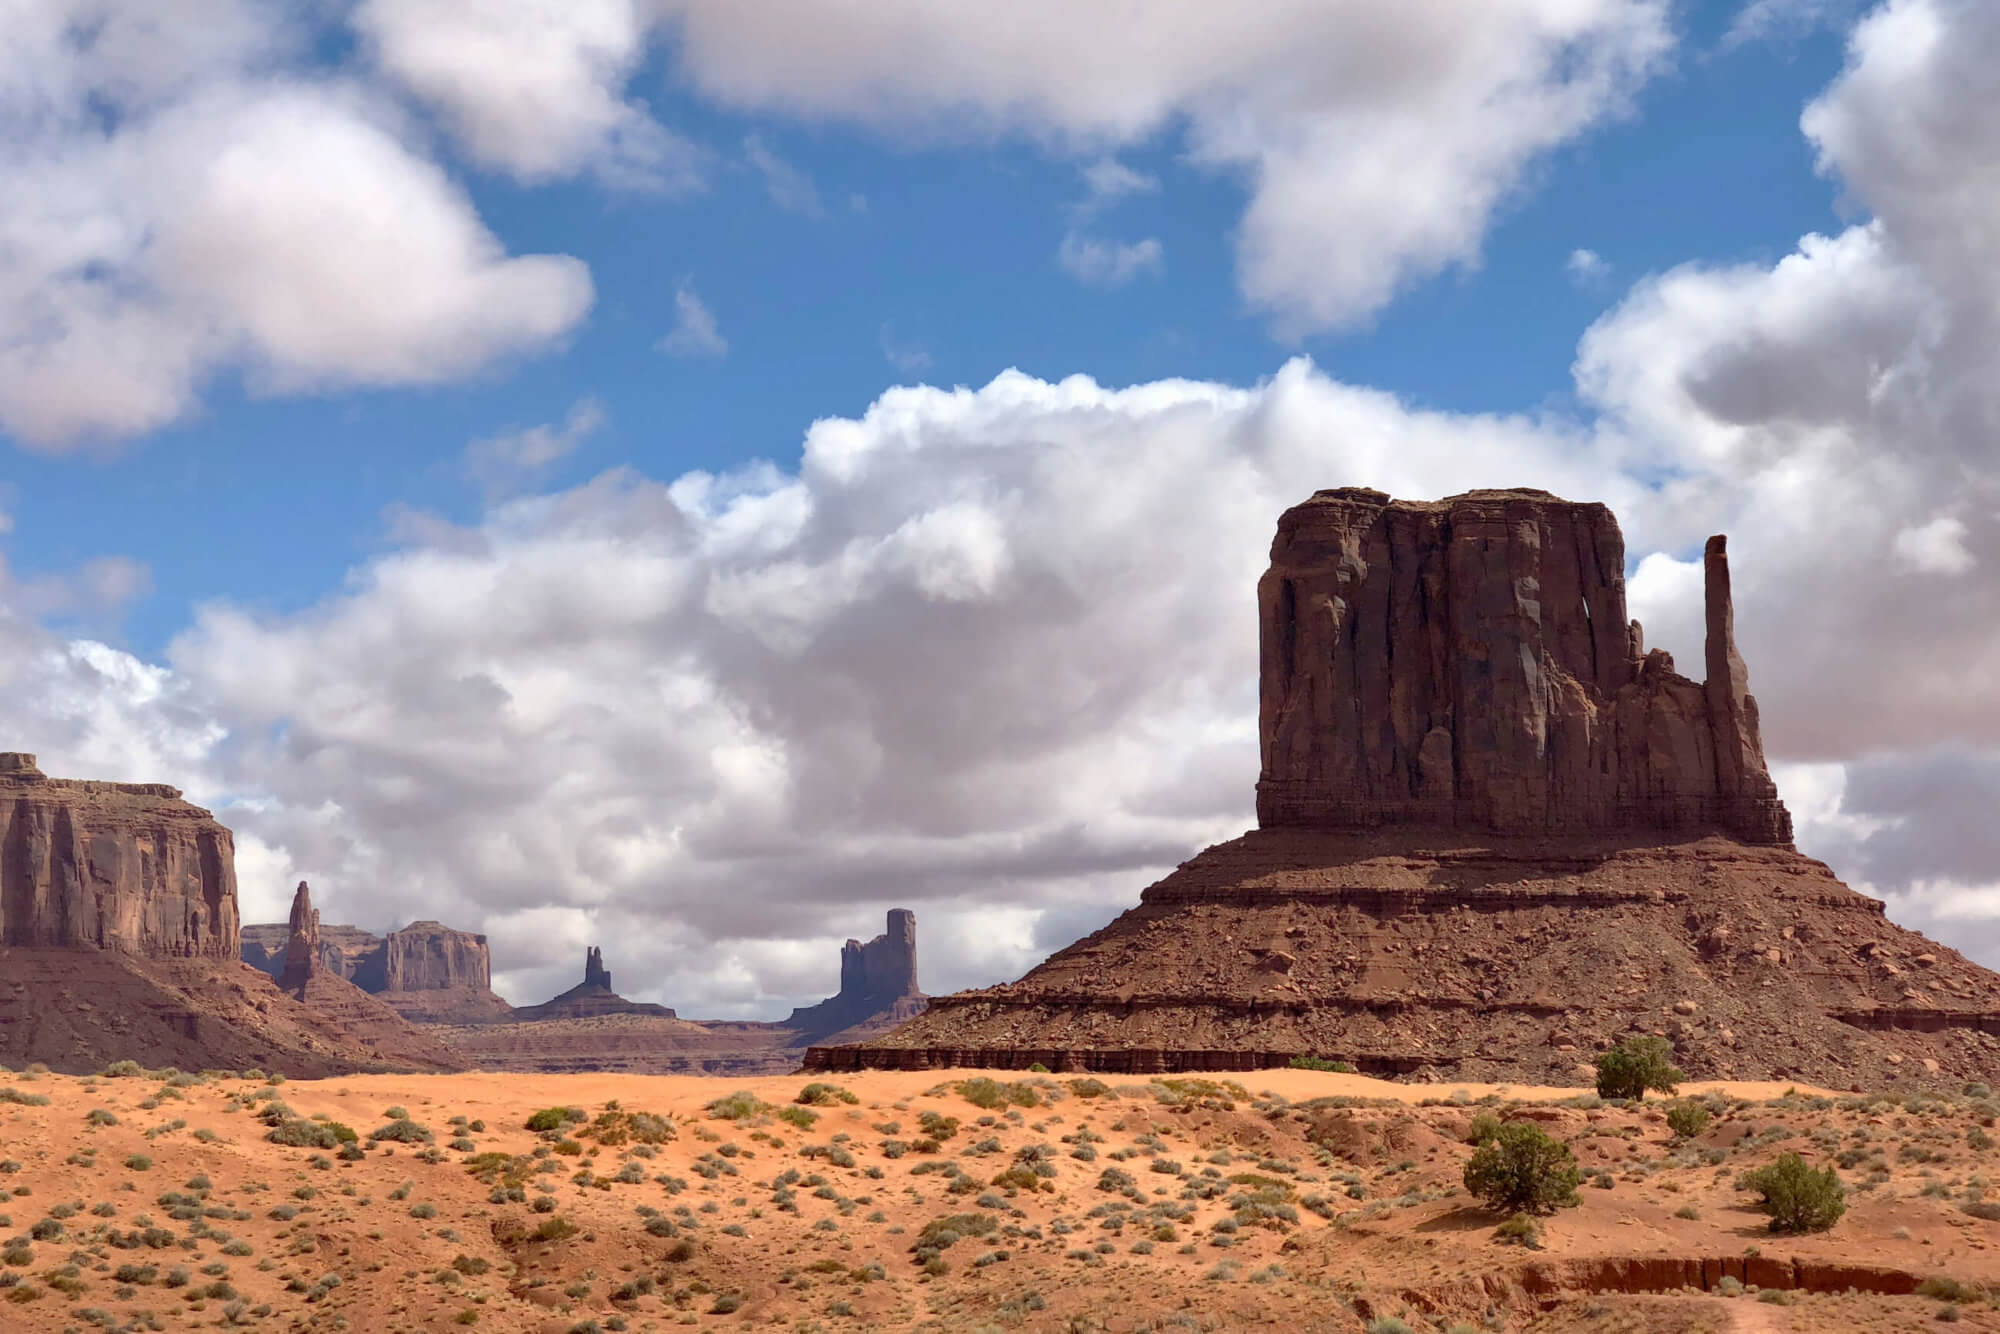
[278,880,322,990]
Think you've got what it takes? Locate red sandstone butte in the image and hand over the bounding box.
[0,754,459,1075]
[1,751,237,957]
[808,489,2000,1085]
[1255,489,1789,843]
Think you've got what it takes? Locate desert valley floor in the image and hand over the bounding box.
[0,1064,1994,1333]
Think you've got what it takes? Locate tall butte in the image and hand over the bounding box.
[811,489,2000,1087]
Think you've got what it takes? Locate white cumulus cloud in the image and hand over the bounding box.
[653,0,1674,332]
[0,2,595,450]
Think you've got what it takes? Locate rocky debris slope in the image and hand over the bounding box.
[811,489,2000,1086]
[1,752,238,957]
[0,950,462,1076]
[242,909,510,1023]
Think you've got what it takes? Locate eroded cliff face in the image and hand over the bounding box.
[0,752,239,958]
[840,909,918,1004]
[1255,489,1792,844]
[787,910,926,1043]
[381,921,492,993]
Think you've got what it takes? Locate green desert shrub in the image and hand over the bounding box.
[1462,1123,1581,1217]
[1665,1101,1713,1140]
[266,1120,356,1149]
[1737,1153,1845,1233]
[1466,1111,1504,1145]
[1594,1037,1683,1102]
[1287,1056,1354,1073]
[956,1078,1038,1110]
[525,1107,585,1134]
[705,1092,772,1122]
[796,1083,858,1106]
[368,1119,434,1145]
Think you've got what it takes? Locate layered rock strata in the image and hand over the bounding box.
[810,489,2000,1085]
[1,752,238,957]
[1255,489,1790,843]
[0,754,459,1075]
[241,911,509,1022]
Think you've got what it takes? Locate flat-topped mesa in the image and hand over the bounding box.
[1255,489,1793,844]
[380,921,492,993]
[1,751,239,957]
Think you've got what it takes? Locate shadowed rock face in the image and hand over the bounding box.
[1255,489,1792,844]
[0,752,239,958]
[508,946,677,1022]
[785,909,926,1044]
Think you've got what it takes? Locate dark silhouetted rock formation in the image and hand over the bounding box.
[1,752,238,957]
[1254,489,1791,844]
[785,909,926,1044]
[437,911,928,1074]
[508,946,677,1023]
[808,490,2000,1087]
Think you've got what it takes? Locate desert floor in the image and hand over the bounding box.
[0,1064,1994,1332]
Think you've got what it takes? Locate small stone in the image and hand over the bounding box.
[1673,999,1700,1015]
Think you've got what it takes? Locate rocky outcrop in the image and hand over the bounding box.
[0,755,460,1076]
[1254,490,1791,844]
[816,489,2000,1086]
[1,752,238,958]
[508,947,677,1023]
[380,920,492,992]
[785,910,926,1044]
[277,881,321,990]
[241,910,509,1022]
[439,911,928,1074]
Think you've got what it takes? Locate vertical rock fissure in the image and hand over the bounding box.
[1254,489,1792,844]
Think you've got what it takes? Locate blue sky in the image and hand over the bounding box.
[8,0,2000,1015]
[11,2,1850,657]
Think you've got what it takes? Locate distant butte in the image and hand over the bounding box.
[432,911,929,1075]
[506,946,679,1023]
[0,754,459,1075]
[809,489,2000,1085]
[243,909,512,1023]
